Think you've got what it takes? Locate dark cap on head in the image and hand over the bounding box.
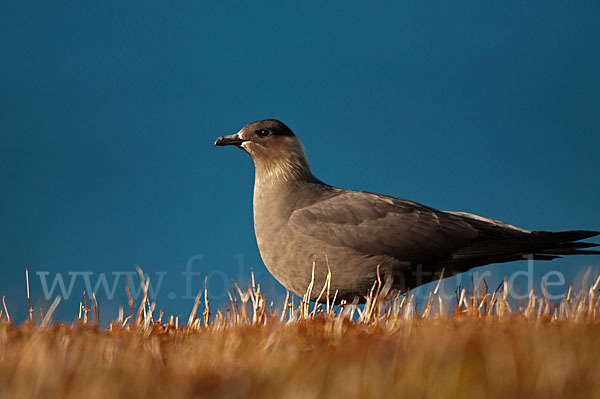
[244,119,296,137]
[214,119,296,147]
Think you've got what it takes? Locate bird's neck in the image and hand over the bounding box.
[253,156,315,188]
[252,157,321,227]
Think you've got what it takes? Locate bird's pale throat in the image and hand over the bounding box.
[254,155,314,186]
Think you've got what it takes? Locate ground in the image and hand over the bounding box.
[1,276,600,398]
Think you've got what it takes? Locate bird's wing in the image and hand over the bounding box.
[288,190,485,263]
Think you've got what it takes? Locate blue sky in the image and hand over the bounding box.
[1,2,599,323]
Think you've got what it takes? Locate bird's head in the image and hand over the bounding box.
[215,119,312,180]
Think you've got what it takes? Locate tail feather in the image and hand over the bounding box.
[531,229,599,242]
[532,230,600,257]
[540,248,600,256]
[439,229,599,271]
[554,241,599,250]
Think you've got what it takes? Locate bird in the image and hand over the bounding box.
[215,119,599,302]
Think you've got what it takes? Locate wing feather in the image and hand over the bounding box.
[289,190,481,263]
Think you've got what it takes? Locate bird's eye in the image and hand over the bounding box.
[256,129,270,137]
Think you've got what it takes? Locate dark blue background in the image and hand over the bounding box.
[1,2,598,324]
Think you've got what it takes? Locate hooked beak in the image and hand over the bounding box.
[214,133,245,147]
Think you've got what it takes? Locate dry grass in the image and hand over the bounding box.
[2,268,600,398]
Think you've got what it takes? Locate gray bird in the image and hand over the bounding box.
[215,119,599,302]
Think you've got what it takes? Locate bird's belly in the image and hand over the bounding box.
[255,225,401,301]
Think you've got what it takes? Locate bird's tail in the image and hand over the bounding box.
[442,229,600,270]
[528,230,600,259]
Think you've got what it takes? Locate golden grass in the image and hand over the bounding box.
[2,268,600,398]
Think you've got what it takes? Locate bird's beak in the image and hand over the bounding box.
[214,133,245,147]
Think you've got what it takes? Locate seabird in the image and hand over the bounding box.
[215,119,600,302]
